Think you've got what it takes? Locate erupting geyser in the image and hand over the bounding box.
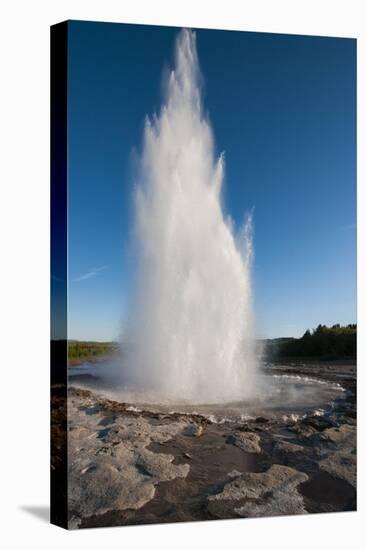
[123,29,258,403]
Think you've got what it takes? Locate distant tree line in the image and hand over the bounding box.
[68,341,117,359]
[277,324,356,360]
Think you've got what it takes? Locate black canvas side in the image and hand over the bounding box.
[50,21,68,529]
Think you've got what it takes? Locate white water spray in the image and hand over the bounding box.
[123,29,258,403]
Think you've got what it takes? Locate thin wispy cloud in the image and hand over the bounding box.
[73,265,108,282]
[341,223,356,231]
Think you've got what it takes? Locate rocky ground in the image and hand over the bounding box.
[54,362,356,529]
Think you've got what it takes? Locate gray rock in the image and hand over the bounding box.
[235,489,307,518]
[208,464,308,519]
[227,469,243,478]
[227,431,261,453]
[303,422,357,488]
[288,423,316,438]
[319,424,355,445]
[69,459,157,518]
[272,440,310,467]
[301,415,335,432]
[274,441,304,454]
[183,423,204,437]
[67,392,190,525]
[319,450,356,488]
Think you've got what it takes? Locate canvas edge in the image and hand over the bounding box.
[50,20,69,530]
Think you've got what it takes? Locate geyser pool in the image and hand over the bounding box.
[120,29,257,403]
[69,363,346,422]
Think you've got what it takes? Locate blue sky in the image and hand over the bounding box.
[65,21,356,341]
